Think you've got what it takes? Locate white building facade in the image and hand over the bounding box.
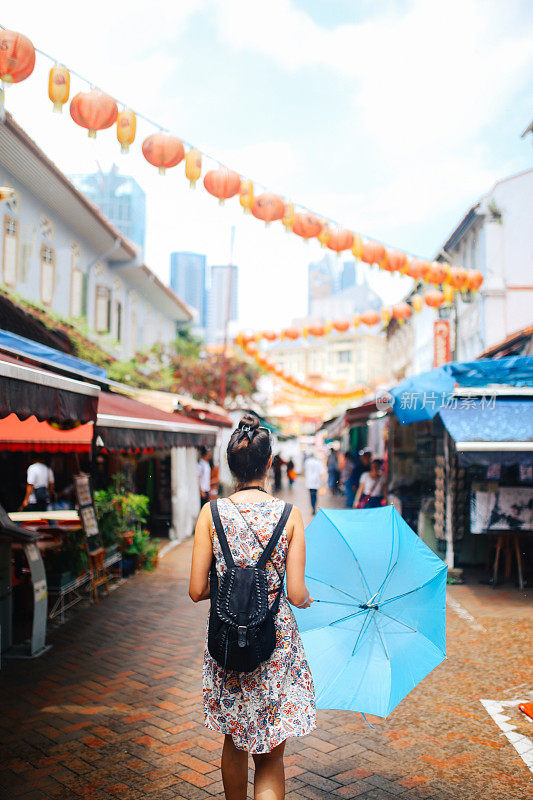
[0,113,191,360]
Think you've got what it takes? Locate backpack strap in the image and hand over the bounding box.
[256,502,293,571]
[210,499,235,568]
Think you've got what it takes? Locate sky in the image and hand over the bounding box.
[2,0,532,331]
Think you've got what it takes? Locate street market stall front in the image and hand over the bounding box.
[388,356,533,587]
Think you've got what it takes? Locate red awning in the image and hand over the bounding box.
[0,413,93,452]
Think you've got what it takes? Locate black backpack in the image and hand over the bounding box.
[208,499,292,682]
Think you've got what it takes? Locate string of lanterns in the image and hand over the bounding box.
[235,338,369,400]
[0,27,484,291]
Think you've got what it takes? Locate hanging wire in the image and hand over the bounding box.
[0,23,457,264]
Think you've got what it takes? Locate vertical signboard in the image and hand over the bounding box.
[433,319,451,367]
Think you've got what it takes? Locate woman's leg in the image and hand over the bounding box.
[252,740,286,800]
[221,734,248,800]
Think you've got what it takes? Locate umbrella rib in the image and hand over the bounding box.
[327,519,371,600]
[372,509,400,605]
[375,607,418,633]
[376,570,447,608]
[351,609,375,657]
[372,612,391,661]
[307,576,365,604]
[314,600,361,607]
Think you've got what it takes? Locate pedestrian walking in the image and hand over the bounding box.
[326,448,340,495]
[304,450,325,515]
[197,447,212,505]
[189,413,316,800]
[19,459,54,511]
[272,453,284,491]
[354,458,388,508]
[340,450,355,508]
[286,458,296,487]
[348,448,372,507]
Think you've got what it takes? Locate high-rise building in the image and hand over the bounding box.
[207,264,238,344]
[340,261,356,291]
[169,252,207,328]
[70,165,146,251]
[307,255,337,314]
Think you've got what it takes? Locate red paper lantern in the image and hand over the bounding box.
[292,213,322,240]
[142,132,184,174]
[467,270,484,291]
[392,302,412,320]
[425,290,445,308]
[361,241,386,265]
[251,192,285,224]
[332,319,350,332]
[327,228,354,254]
[360,310,380,326]
[203,167,241,204]
[0,30,35,84]
[262,330,278,342]
[70,89,118,138]
[282,328,300,340]
[308,325,325,337]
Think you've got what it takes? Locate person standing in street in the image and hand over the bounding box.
[354,458,388,508]
[286,458,296,487]
[349,448,372,507]
[198,447,212,505]
[19,459,55,512]
[304,451,325,515]
[189,413,316,800]
[340,450,355,507]
[272,453,284,491]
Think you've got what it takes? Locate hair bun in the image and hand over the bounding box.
[238,412,260,431]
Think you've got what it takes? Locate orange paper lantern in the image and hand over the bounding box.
[352,313,361,328]
[425,290,445,308]
[332,319,350,332]
[116,109,136,153]
[318,223,330,248]
[292,213,322,240]
[48,65,70,112]
[361,241,386,265]
[426,262,448,285]
[412,295,423,313]
[443,284,455,305]
[385,249,407,273]
[308,325,325,337]
[406,258,429,280]
[381,307,392,325]
[70,89,118,138]
[262,330,278,342]
[467,270,483,291]
[239,179,254,213]
[282,328,300,340]
[252,192,285,224]
[327,227,354,254]
[142,132,184,174]
[361,310,380,326]
[0,30,35,84]
[203,167,241,204]
[185,149,202,187]
[448,266,469,290]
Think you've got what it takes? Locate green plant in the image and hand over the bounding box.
[94,473,150,548]
[45,531,88,577]
[121,529,159,571]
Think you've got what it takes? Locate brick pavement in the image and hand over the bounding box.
[1,479,532,800]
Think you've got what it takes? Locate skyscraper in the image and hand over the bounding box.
[340,261,356,291]
[169,252,207,328]
[307,255,337,313]
[70,165,146,251]
[207,264,238,344]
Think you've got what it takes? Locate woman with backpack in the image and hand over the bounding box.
[189,412,316,800]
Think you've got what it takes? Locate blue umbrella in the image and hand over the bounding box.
[293,506,447,720]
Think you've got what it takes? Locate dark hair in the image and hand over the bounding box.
[371,458,382,469]
[227,413,271,487]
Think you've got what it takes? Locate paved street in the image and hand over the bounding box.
[1,480,532,800]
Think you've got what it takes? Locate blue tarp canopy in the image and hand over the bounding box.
[389,356,533,425]
[439,399,533,465]
[0,329,107,381]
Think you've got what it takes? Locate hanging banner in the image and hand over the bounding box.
[433,319,451,367]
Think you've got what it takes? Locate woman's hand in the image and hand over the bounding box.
[297,595,314,609]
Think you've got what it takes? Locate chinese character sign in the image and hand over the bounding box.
[434,319,451,367]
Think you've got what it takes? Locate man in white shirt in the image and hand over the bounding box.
[20,461,55,511]
[304,452,325,515]
[197,448,212,505]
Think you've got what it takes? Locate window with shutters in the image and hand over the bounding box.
[95,285,111,332]
[3,215,18,287]
[40,244,55,305]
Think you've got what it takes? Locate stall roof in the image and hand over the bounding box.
[0,328,108,382]
[439,399,533,465]
[96,391,217,451]
[0,357,99,425]
[127,388,232,428]
[0,414,92,452]
[390,356,533,424]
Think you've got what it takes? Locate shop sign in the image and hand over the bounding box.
[434,319,451,367]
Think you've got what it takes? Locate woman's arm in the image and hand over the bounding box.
[285,506,313,609]
[19,483,33,511]
[189,503,214,602]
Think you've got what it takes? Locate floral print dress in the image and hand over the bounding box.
[203,498,316,753]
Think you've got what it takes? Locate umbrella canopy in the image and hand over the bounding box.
[293,506,447,719]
